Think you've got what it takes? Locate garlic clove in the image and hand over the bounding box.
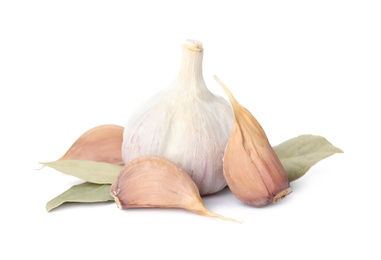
[111,156,238,222]
[122,40,233,195]
[60,124,124,165]
[214,76,292,207]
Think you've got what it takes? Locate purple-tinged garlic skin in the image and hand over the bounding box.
[215,76,291,207]
[111,156,238,222]
[111,156,202,210]
[60,124,124,165]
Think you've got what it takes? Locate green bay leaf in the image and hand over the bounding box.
[40,160,122,184]
[46,182,114,212]
[274,135,343,182]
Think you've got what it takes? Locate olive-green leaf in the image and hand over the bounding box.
[46,182,114,212]
[273,135,343,182]
[40,160,122,184]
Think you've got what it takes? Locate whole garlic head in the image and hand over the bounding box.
[122,39,233,195]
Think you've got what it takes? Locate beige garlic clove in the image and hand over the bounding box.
[60,124,124,165]
[214,76,292,207]
[111,156,238,222]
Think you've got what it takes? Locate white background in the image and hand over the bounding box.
[1,1,380,259]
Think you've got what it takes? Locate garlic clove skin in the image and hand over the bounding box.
[111,156,201,210]
[60,124,124,165]
[111,156,238,222]
[214,76,292,207]
[122,40,233,195]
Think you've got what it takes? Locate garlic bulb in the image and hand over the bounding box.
[122,40,233,195]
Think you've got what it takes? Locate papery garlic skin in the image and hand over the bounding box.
[111,156,238,222]
[60,124,124,165]
[122,40,233,195]
[215,76,292,207]
[111,156,204,210]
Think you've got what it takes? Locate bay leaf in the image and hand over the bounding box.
[46,182,113,212]
[41,160,122,184]
[273,134,343,182]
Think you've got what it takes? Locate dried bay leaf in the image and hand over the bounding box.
[41,134,342,213]
[273,135,343,182]
[46,182,113,212]
[41,160,122,184]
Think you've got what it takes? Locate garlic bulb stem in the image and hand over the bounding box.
[176,40,210,97]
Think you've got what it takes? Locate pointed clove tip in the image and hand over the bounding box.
[213,75,239,109]
[213,75,221,84]
[213,75,228,94]
[197,208,242,223]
